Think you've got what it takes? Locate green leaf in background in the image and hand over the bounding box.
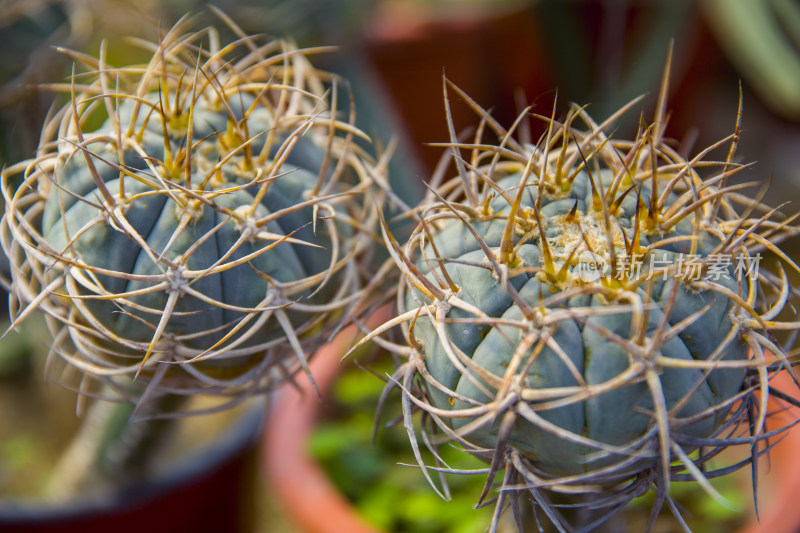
[704,0,800,118]
[309,360,499,533]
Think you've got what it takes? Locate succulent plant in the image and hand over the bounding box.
[356,64,800,529]
[0,17,384,410]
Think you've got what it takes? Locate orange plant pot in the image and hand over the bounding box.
[737,370,800,533]
[262,320,386,533]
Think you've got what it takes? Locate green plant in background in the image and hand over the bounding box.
[309,357,503,533]
[353,56,800,530]
[310,356,748,533]
[703,0,800,120]
[0,14,384,411]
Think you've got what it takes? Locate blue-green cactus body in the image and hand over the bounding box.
[41,97,339,354]
[408,171,748,477]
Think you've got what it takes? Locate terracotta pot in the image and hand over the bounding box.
[737,370,800,533]
[263,321,385,533]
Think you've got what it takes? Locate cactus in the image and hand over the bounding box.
[357,67,800,529]
[0,18,384,409]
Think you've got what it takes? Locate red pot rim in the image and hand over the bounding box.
[262,320,385,533]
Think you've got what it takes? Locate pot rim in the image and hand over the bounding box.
[0,398,266,523]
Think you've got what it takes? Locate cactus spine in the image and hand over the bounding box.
[356,69,800,529]
[1,18,384,409]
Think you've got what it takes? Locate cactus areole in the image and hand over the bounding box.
[363,77,800,528]
[0,22,381,401]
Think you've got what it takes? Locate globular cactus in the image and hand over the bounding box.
[0,17,384,409]
[358,70,800,529]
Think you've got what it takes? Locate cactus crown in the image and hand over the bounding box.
[0,16,384,411]
[356,68,800,529]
